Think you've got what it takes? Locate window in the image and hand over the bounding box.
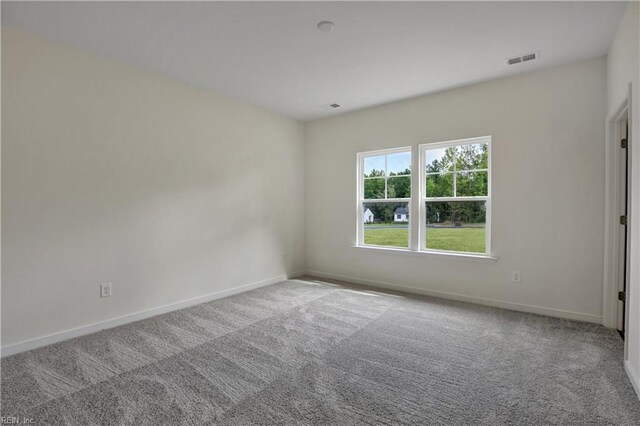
[356,137,491,257]
[357,147,411,248]
[420,136,491,254]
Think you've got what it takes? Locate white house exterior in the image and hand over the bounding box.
[393,207,409,222]
[363,208,374,223]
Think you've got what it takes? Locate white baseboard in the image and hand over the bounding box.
[288,270,306,279]
[0,269,605,357]
[1,273,291,358]
[625,360,640,399]
[306,270,602,324]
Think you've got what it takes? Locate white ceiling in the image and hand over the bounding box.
[2,1,627,121]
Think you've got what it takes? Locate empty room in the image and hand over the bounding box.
[2,1,640,424]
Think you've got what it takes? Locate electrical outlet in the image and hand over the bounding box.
[511,271,521,282]
[100,283,112,298]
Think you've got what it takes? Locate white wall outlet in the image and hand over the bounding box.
[511,271,522,282]
[100,283,112,298]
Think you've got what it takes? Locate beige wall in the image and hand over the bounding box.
[607,1,640,397]
[1,28,305,348]
[305,57,607,322]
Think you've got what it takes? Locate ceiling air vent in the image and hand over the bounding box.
[507,51,538,66]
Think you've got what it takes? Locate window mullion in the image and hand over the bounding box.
[357,155,363,246]
[452,148,457,198]
[410,146,419,251]
[384,155,388,199]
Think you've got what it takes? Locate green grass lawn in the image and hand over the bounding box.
[426,227,485,253]
[364,228,409,247]
[364,226,485,253]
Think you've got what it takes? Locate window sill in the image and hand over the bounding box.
[351,245,498,263]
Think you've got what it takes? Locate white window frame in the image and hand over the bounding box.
[355,138,494,261]
[356,146,412,249]
[419,136,492,255]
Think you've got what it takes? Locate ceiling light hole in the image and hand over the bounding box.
[330,103,340,108]
[317,21,335,32]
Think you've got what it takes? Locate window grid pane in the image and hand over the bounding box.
[456,143,489,171]
[362,150,411,201]
[456,171,488,197]
[425,200,486,254]
[426,173,454,197]
[424,146,489,200]
[363,201,410,248]
[364,178,384,199]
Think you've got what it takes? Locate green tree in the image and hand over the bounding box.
[364,169,385,178]
[426,201,486,226]
[426,173,453,197]
[426,143,488,198]
[426,147,455,173]
[388,169,411,198]
[364,178,385,199]
[457,144,488,170]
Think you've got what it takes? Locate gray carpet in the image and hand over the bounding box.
[2,277,639,425]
